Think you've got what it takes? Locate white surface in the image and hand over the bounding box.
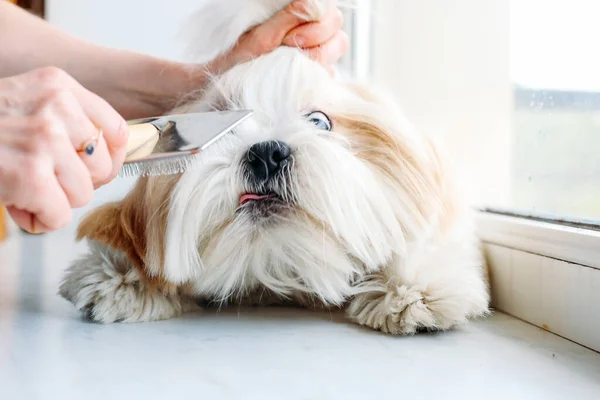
[485,243,600,353]
[0,179,599,399]
[477,212,600,270]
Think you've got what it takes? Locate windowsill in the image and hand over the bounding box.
[477,210,600,270]
[477,210,600,352]
[0,183,598,397]
[1,225,600,398]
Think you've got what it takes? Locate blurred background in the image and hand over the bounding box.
[10,0,600,224]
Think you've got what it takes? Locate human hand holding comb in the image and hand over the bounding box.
[0,68,128,234]
[0,68,250,235]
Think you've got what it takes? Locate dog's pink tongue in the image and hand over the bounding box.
[240,193,274,205]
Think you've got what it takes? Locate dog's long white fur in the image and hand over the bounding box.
[59,0,490,334]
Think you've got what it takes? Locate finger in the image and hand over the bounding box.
[7,161,72,233]
[94,137,126,188]
[6,207,47,234]
[53,134,95,209]
[26,67,128,183]
[39,89,113,192]
[303,30,350,66]
[85,135,114,189]
[1,111,94,209]
[282,6,343,48]
[68,85,128,184]
[208,0,330,74]
[67,89,125,187]
[7,207,36,233]
[7,202,70,234]
[28,172,73,233]
[73,85,128,159]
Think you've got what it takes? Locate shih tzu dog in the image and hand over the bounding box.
[59,0,490,334]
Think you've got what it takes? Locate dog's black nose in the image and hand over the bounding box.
[247,140,291,182]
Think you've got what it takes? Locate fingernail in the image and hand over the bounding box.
[30,214,38,234]
[29,215,48,235]
[31,217,45,235]
[27,219,41,235]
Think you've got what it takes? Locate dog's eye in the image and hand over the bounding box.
[306,111,332,131]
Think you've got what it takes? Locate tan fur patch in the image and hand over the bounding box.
[77,174,182,292]
[333,82,460,238]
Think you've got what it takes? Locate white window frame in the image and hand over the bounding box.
[339,0,374,79]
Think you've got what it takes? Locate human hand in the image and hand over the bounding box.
[0,67,128,234]
[209,0,348,75]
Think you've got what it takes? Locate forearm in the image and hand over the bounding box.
[0,2,207,119]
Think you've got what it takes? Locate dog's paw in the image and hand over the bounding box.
[346,285,464,335]
[59,246,183,324]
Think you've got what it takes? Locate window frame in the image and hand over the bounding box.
[339,0,374,79]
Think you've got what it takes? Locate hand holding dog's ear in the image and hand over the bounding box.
[208,0,348,75]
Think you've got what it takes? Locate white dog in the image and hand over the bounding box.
[59,0,490,334]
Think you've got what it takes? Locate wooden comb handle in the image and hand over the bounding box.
[125,123,160,162]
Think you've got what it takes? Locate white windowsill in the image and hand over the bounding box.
[477,210,600,352]
[476,211,600,270]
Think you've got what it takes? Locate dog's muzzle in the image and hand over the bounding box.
[245,140,291,185]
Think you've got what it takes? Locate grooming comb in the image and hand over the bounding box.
[119,110,252,177]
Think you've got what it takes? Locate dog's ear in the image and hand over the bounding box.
[333,82,462,237]
[76,175,181,278]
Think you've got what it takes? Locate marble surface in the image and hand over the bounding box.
[1,178,599,400]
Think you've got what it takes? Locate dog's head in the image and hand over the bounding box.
[79,47,458,304]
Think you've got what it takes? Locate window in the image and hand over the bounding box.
[510,0,600,223]
[347,0,599,226]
